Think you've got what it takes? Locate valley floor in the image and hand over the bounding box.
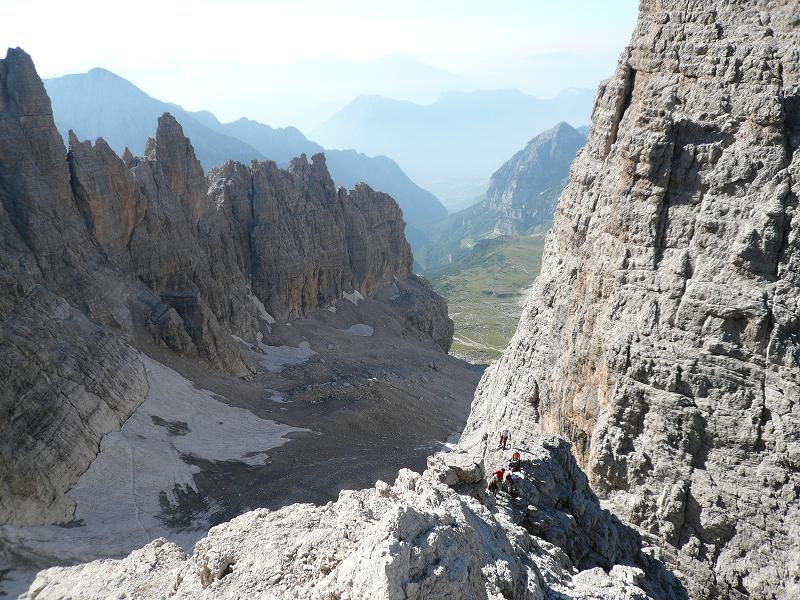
[0,289,482,598]
[427,233,547,364]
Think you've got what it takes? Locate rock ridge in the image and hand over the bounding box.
[0,47,448,528]
[22,439,686,599]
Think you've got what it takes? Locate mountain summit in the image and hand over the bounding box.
[311,88,594,208]
[482,121,587,235]
[415,122,587,269]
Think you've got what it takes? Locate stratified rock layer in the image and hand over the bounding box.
[0,49,150,526]
[460,2,800,598]
[0,47,446,528]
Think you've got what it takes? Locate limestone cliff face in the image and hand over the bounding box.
[460,2,800,597]
[207,153,413,322]
[62,115,420,373]
[0,48,444,527]
[0,49,150,526]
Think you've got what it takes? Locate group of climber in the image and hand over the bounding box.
[486,428,522,499]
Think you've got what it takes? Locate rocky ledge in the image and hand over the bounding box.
[22,439,683,600]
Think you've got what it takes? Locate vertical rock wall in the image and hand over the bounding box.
[460,2,800,597]
[0,49,149,526]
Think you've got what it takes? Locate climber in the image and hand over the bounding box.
[503,470,517,497]
[507,451,521,472]
[487,468,504,497]
[498,428,510,450]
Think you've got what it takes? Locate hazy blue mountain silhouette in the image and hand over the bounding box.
[415,122,587,269]
[44,69,447,227]
[311,88,594,205]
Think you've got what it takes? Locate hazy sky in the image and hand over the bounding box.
[3,0,639,125]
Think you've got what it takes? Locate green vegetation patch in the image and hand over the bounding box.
[425,232,547,364]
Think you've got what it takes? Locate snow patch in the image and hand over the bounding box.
[326,306,337,314]
[249,294,276,324]
[267,390,289,404]
[343,290,364,305]
[257,340,317,373]
[442,431,462,450]
[340,324,374,337]
[0,356,305,566]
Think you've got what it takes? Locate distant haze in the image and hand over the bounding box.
[312,88,596,207]
[2,0,638,129]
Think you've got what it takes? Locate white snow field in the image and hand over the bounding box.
[257,340,318,372]
[341,323,374,336]
[0,357,305,596]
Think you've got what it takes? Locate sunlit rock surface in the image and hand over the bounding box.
[460,1,800,597]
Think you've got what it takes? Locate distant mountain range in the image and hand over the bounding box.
[311,88,594,208]
[43,68,447,228]
[45,68,262,168]
[482,121,587,235]
[109,52,621,132]
[415,122,587,269]
[163,54,471,131]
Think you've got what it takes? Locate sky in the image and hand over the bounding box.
[2,0,639,126]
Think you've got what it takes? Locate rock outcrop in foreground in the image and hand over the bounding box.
[23,440,683,600]
[462,1,800,598]
[0,47,450,528]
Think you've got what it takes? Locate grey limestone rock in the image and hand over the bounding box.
[459,1,800,597]
[23,444,678,600]
[0,48,452,529]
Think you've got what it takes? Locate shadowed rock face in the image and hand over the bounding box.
[0,48,151,527]
[460,1,800,597]
[0,47,449,527]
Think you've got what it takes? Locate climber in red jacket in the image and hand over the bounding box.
[487,468,504,497]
